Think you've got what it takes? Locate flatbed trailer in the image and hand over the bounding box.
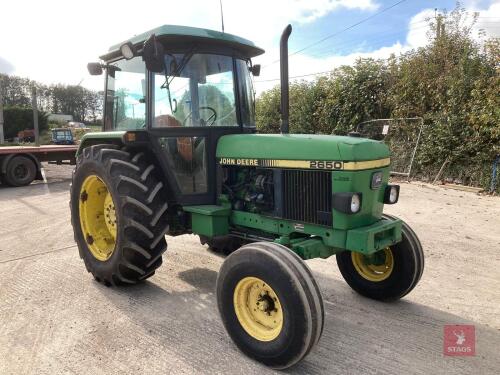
[0,145,77,187]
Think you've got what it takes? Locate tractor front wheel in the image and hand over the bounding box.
[216,242,324,369]
[336,215,424,301]
[70,145,170,286]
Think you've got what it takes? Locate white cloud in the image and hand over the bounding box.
[401,1,500,49]
[254,1,500,94]
[405,9,435,49]
[269,0,379,23]
[470,2,500,40]
[0,56,15,74]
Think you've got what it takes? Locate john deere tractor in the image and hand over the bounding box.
[71,24,424,369]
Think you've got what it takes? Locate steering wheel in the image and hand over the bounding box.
[183,106,217,126]
[217,107,237,123]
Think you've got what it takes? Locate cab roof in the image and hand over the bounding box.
[101,24,265,61]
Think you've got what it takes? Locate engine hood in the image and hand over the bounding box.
[216,134,390,169]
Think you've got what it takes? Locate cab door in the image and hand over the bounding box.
[148,53,245,205]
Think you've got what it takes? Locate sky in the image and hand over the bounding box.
[0,0,498,94]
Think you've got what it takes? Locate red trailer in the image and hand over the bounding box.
[0,145,77,187]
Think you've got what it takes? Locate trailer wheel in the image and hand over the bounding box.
[216,242,324,369]
[336,215,424,301]
[3,155,37,187]
[70,145,169,286]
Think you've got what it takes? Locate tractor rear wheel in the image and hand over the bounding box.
[216,242,324,369]
[336,215,424,301]
[70,145,170,286]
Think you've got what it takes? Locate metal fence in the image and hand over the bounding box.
[355,117,424,178]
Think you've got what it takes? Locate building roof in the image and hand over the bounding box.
[100,24,265,61]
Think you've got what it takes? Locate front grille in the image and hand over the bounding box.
[282,170,332,226]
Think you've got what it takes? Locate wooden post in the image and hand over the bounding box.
[433,158,450,185]
[31,87,39,146]
[0,79,4,144]
[436,15,441,39]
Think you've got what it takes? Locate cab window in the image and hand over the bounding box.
[236,59,256,127]
[105,57,146,130]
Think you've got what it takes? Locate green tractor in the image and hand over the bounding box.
[71,24,424,369]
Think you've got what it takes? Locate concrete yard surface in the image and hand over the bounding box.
[1,164,499,374]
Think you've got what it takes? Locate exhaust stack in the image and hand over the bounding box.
[280,24,292,134]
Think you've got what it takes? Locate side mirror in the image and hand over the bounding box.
[250,64,261,77]
[87,62,103,76]
[143,34,165,73]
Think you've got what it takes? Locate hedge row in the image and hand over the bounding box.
[2,106,48,140]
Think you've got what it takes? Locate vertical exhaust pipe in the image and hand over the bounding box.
[280,24,292,134]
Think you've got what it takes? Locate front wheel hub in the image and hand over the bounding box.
[351,247,394,282]
[233,276,283,342]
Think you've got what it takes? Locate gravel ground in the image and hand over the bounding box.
[0,163,499,375]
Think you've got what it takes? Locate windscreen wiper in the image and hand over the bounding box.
[161,48,195,114]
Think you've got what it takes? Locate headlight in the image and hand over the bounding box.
[384,185,400,204]
[350,194,361,213]
[333,192,362,214]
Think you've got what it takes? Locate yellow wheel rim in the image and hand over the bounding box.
[79,175,117,261]
[233,277,283,342]
[351,248,394,282]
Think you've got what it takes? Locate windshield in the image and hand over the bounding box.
[153,53,255,128]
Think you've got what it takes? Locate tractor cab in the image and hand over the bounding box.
[88,25,263,204]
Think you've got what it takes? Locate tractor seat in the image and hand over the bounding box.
[155,114,182,128]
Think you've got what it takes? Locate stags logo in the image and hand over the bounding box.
[443,325,475,356]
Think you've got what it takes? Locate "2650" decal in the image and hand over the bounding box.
[309,161,343,170]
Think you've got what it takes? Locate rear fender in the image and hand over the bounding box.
[77,131,126,156]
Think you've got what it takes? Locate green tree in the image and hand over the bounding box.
[2,106,48,139]
[1,74,102,124]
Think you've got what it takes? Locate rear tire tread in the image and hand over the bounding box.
[140,165,155,181]
[151,203,169,226]
[70,144,169,286]
[117,175,148,192]
[124,242,152,260]
[126,219,154,239]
